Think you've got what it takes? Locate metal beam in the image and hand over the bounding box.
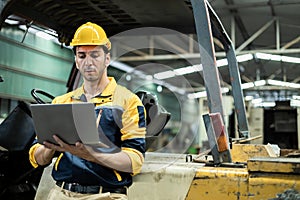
[189,34,194,53]
[224,0,251,48]
[281,36,300,50]
[267,68,282,80]
[231,16,235,49]
[241,75,254,83]
[191,0,231,162]
[292,76,300,83]
[276,18,280,50]
[226,44,250,138]
[117,43,148,56]
[149,36,154,56]
[236,18,275,52]
[202,114,221,164]
[214,0,300,10]
[155,36,188,54]
[117,48,300,61]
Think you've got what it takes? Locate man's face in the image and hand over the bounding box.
[75,45,110,82]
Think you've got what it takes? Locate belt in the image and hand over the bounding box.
[56,181,127,194]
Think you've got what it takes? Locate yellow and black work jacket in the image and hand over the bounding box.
[29,77,146,187]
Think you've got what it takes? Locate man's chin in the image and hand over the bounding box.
[84,76,98,82]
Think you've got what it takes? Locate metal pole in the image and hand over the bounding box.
[203,114,220,164]
[231,16,235,49]
[276,18,280,50]
[191,0,231,162]
[226,44,250,138]
[191,0,224,115]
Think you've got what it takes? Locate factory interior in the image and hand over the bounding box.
[0,0,300,199]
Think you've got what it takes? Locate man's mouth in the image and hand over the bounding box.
[84,68,96,73]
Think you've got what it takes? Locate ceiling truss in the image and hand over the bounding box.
[115,17,300,62]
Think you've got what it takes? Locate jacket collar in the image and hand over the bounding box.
[71,77,117,103]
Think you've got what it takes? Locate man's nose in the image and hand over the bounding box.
[86,55,93,65]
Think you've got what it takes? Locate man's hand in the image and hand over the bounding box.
[43,135,96,162]
[43,135,133,172]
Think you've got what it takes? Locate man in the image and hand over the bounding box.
[29,22,146,200]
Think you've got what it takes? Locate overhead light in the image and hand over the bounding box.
[221,87,229,93]
[254,80,267,87]
[173,64,202,75]
[251,98,276,108]
[157,85,163,92]
[256,53,300,64]
[4,19,19,25]
[292,95,300,100]
[252,101,276,108]
[291,99,300,107]
[241,82,254,89]
[281,55,300,64]
[110,61,134,73]
[18,25,38,34]
[153,70,176,79]
[36,31,56,40]
[154,54,254,80]
[188,91,207,99]
[244,96,253,101]
[125,75,131,81]
[236,54,253,62]
[267,79,300,89]
[251,98,262,104]
[154,52,300,81]
[217,54,253,67]
[188,87,229,99]
[44,29,58,37]
[256,53,281,61]
[241,79,300,89]
[216,58,228,67]
[145,75,153,81]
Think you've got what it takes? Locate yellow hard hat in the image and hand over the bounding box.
[70,22,111,50]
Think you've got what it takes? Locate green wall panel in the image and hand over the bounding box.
[0,27,73,101]
[0,68,65,101]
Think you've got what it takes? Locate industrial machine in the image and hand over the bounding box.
[0,0,300,199]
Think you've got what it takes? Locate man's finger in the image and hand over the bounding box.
[52,135,66,148]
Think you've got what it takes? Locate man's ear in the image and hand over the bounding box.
[105,53,111,67]
[74,57,79,69]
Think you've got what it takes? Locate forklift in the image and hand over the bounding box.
[0,0,300,199]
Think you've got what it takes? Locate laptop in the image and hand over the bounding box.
[30,103,108,147]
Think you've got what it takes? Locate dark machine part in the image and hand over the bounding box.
[0,101,44,200]
[135,91,171,149]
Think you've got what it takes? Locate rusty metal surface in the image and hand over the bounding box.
[231,144,279,163]
[249,173,300,200]
[186,167,249,200]
[185,165,300,200]
[248,157,300,174]
[186,157,300,200]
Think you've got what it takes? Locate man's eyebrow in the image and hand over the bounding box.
[77,50,101,53]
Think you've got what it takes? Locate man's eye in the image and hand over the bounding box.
[90,52,100,58]
[78,53,86,59]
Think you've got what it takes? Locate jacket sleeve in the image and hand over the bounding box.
[29,142,42,168]
[120,94,146,175]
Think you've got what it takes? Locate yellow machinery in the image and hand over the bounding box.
[34,144,300,200]
[1,0,300,200]
[186,144,300,200]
